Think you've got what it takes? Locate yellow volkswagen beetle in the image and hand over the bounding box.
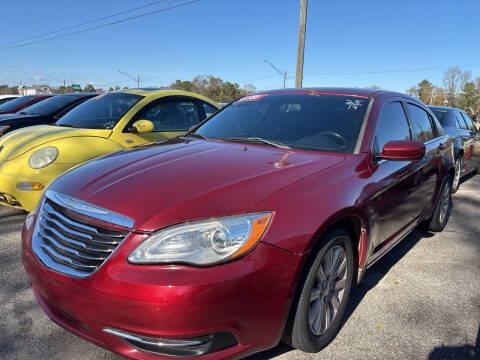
[0,89,220,211]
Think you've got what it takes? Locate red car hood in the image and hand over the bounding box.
[50,138,345,231]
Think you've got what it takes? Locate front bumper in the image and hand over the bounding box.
[0,160,73,211]
[22,212,303,360]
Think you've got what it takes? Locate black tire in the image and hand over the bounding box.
[451,157,462,193]
[286,228,354,352]
[426,176,452,232]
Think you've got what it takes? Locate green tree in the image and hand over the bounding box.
[169,75,253,102]
[171,80,196,92]
[417,80,434,104]
[457,80,480,122]
[84,84,95,92]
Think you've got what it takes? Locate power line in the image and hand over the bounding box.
[0,0,200,51]
[0,0,175,47]
[305,63,480,76]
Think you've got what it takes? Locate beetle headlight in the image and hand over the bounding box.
[128,212,272,266]
[29,147,58,169]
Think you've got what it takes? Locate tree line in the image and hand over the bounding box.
[2,67,479,121]
[407,67,480,122]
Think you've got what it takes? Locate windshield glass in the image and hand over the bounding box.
[56,92,143,129]
[0,95,41,112]
[195,93,369,153]
[19,94,88,116]
[430,109,447,126]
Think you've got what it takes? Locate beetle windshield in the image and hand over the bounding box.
[56,93,143,129]
[195,93,369,153]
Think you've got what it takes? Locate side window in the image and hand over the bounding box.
[406,103,435,142]
[202,102,219,118]
[374,101,412,154]
[135,99,201,131]
[461,112,476,132]
[455,112,468,130]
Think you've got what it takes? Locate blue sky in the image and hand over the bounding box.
[1,0,479,93]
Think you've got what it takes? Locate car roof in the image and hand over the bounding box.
[109,88,220,106]
[249,87,415,100]
[428,105,464,112]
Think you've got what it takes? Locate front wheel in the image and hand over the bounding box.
[286,228,354,352]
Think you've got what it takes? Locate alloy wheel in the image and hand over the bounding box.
[438,181,451,226]
[308,245,348,336]
[452,158,461,192]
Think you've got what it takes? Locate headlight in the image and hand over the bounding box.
[128,212,272,266]
[29,147,58,169]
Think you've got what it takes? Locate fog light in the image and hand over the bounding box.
[16,182,45,191]
[103,328,238,357]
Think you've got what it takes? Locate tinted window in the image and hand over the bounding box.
[455,112,468,130]
[374,102,411,154]
[430,109,448,126]
[0,95,39,112]
[0,97,17,105]
[461,112,476,131]
[21,95,90,116]
[406,103,434,142]
[196,93,368,153]
[135,99,202,131]
[57,93,142,129]
[202,102,219,118]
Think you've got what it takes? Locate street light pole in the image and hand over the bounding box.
[295,0,308,88]
[264,59,287,88]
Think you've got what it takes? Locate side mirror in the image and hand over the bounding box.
[130,119,154,133]
[379,140,426,161]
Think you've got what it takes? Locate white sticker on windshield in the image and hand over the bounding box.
[345,99,363,110]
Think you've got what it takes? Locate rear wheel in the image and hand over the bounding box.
[451,157,462,193]
[426,176,452,232]
[286,228,354,352]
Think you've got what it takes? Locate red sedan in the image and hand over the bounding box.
[22,88,454,359]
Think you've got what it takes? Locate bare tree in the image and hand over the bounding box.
[442,67,472,106]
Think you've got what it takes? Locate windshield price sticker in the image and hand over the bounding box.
[237,94,268,102]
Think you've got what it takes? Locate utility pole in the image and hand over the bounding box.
[264,59,287,88]
[295,0,308,88]
[118,70,142,88]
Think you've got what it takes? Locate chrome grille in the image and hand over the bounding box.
[32,190,134,278]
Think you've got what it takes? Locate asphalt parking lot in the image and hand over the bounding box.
[1,175,479,360]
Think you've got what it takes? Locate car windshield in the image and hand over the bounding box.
[430,109,448,126]
[0,95,40,112]
[194,93,369,153]
[19,95,87,116]
[56,92,143,129]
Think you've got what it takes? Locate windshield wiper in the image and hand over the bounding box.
[57,123,77,128]
[220,137,291,149]
[185,132,208,140]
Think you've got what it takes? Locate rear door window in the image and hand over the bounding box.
[460,112,476,132]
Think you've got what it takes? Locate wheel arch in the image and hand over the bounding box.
[281,213,366,348]
[309,215,367,287]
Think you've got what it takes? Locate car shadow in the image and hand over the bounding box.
[428,325,479,359]
[244,225,450,359]
[459,171,478,187]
